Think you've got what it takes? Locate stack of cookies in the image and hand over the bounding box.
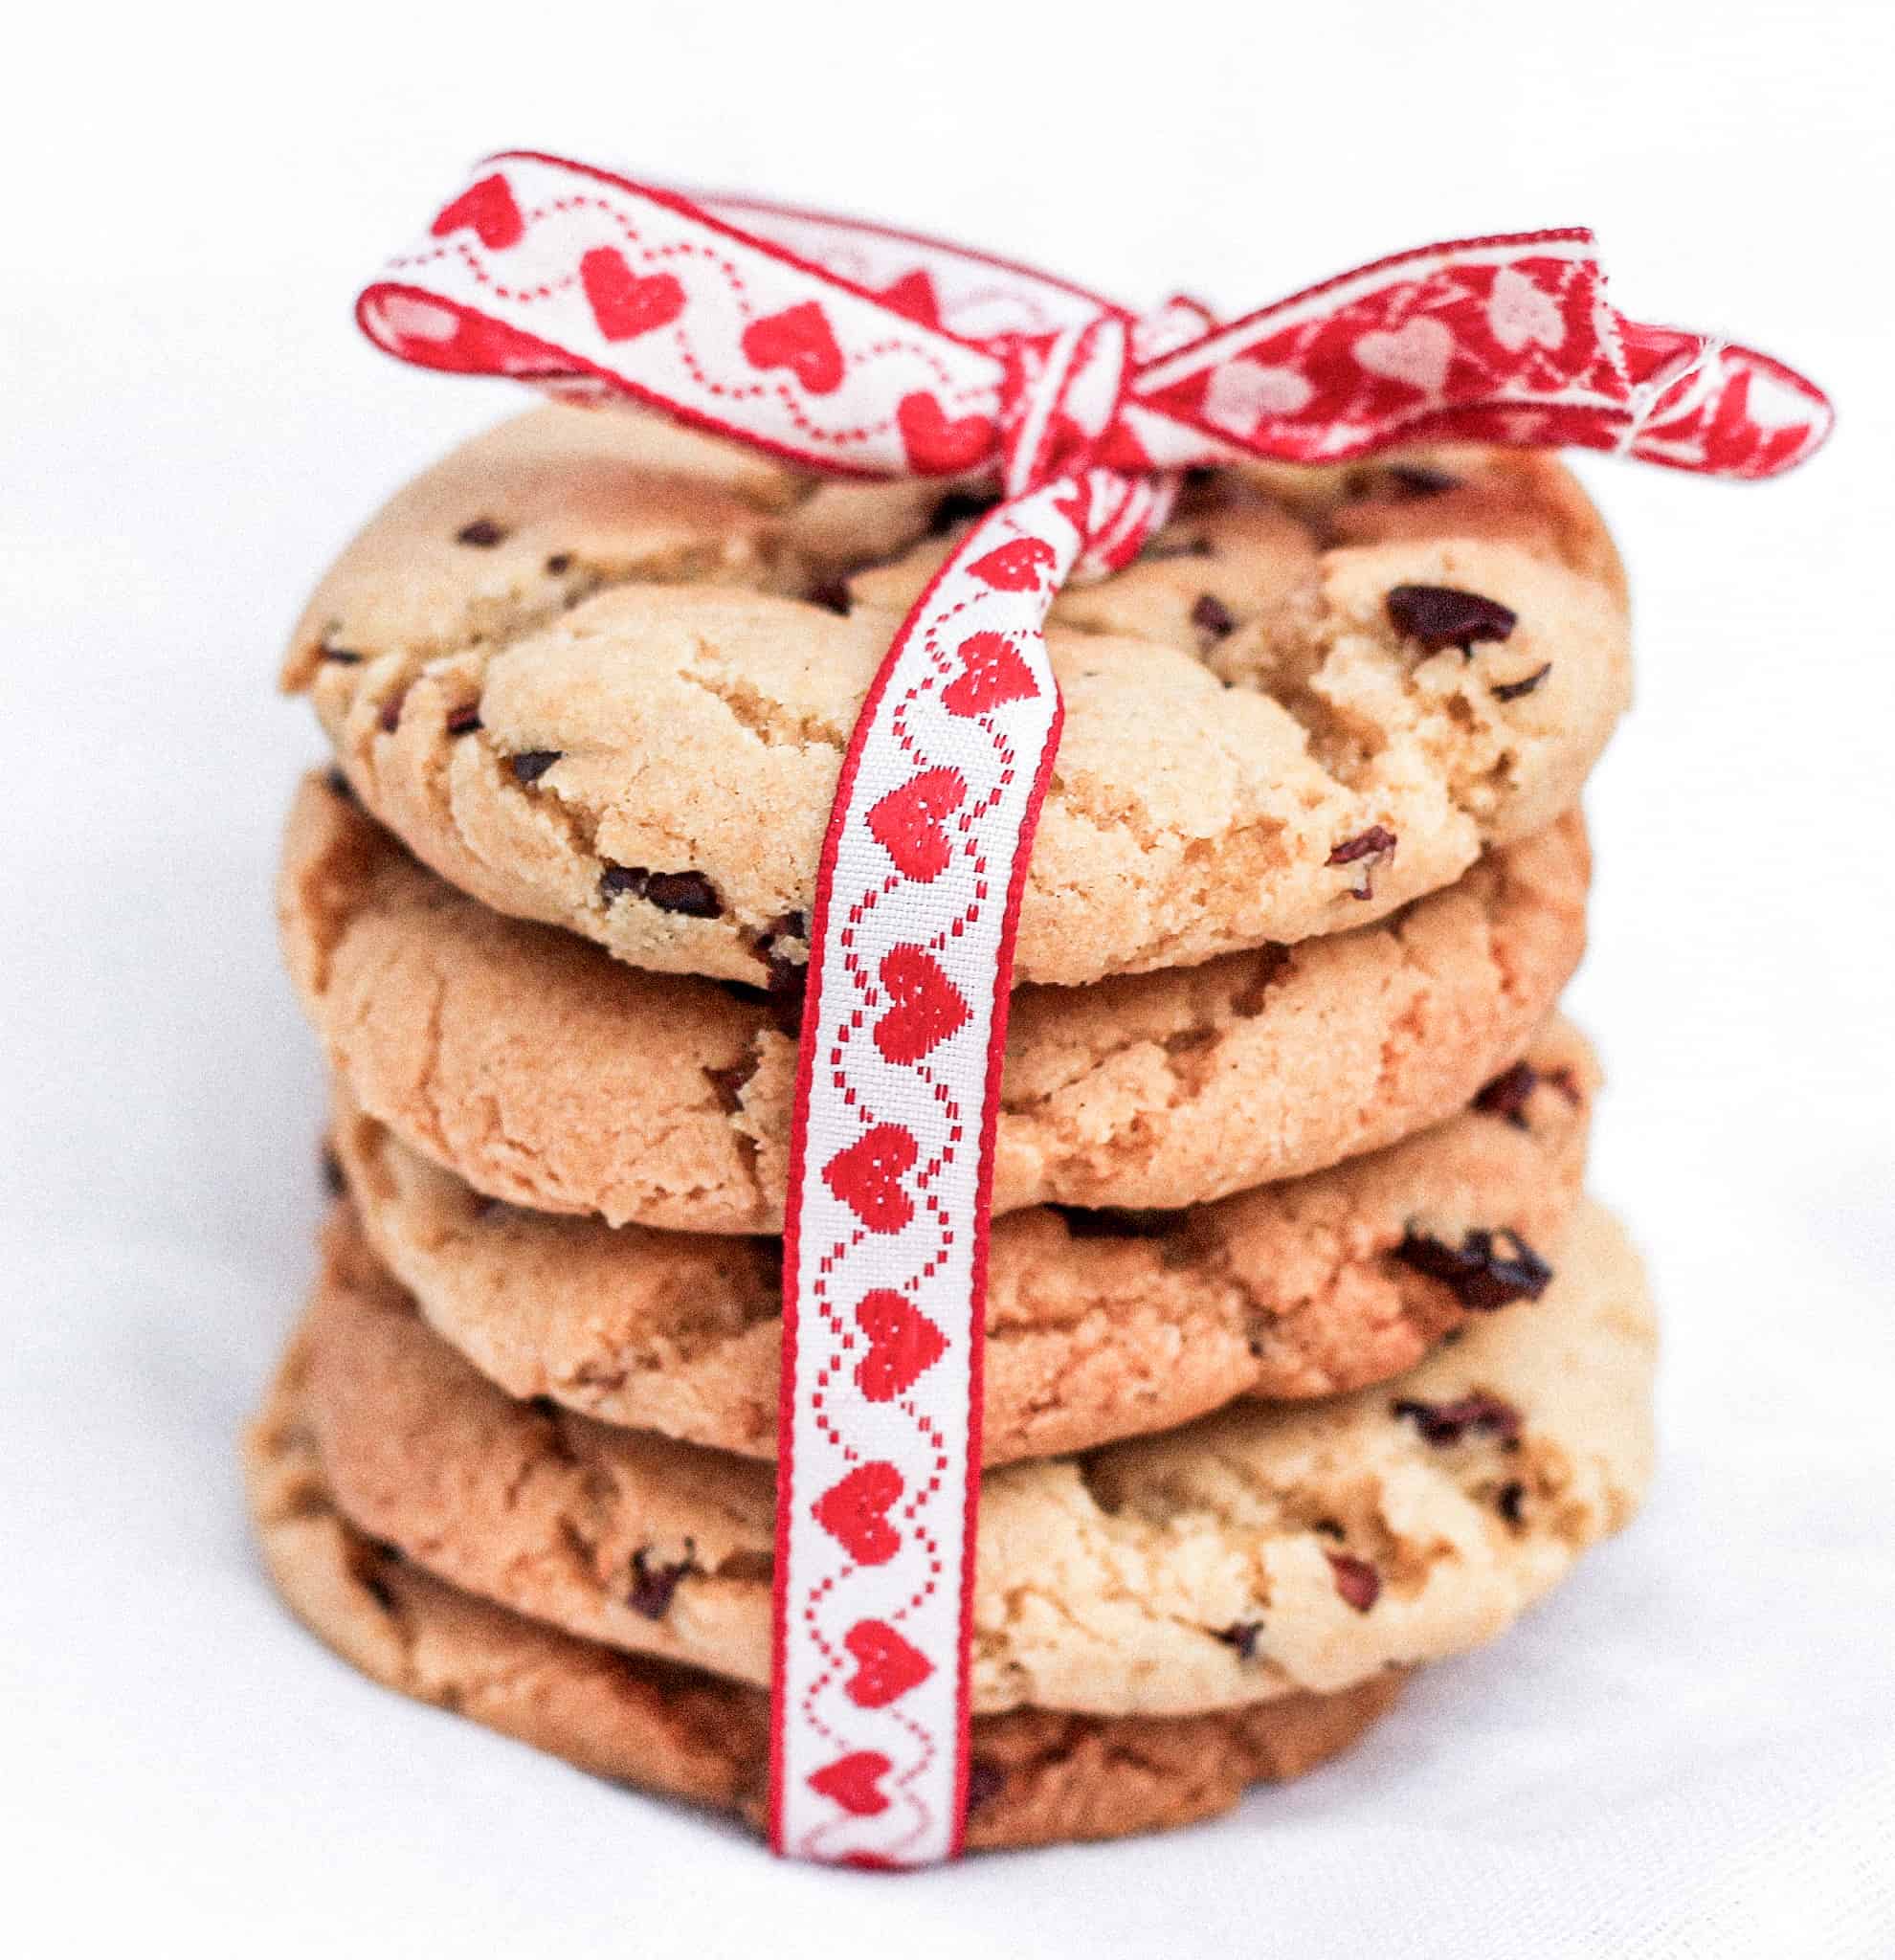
[248,406,1658,1851]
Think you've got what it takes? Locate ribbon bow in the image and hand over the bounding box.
[358,152,1829,1869]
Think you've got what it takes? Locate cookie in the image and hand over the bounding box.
[245,1370,1406,1850]
[327,1019,1594,1463]
[287,1198,1653,1717]
[281,772,1590,1233]
[285,405,1627,988]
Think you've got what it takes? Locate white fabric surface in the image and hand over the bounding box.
[3,3,1891,1953]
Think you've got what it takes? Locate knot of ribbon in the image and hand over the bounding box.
[357,150,1829,1870]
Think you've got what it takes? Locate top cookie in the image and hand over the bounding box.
[286,407,1628,987]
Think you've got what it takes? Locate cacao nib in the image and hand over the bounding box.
[1393,1392,1523,1447]
[1385,584,1517,656]
[1395,1228,1552,1311]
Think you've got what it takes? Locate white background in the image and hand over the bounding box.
[3,2,1891,1953]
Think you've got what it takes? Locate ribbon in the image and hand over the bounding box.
[358,151,1830,1866]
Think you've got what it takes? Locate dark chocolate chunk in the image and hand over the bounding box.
[445,702,483,736]
[320,1145,346,1198]
[1491,661,1552,702]
[806,575,852,614]
[598,865,725,918]
[323,767,356,803]
[1385,584,1517,656]
[509,750,562,786]
[1497,1480,1527,1525]
[320,643,365,665]
[1142,534,1215,561]
[706,1059,756,1115]
[544,553,573,576]
[456,518,507,547]
[1394,1227,1552,1311]
[378,689,407,733]
[1393,1392,1523,1447]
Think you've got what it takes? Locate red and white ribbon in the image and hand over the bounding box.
[357,151,1831,1867]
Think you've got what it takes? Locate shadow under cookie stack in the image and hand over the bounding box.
[249,406,1658,1852]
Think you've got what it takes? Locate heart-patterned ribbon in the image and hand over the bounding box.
[358,151,1830,1867]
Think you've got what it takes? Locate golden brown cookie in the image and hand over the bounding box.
[285,406,1627,987]
[245,1367,1406,1851]
[281,771,1591,1233]
[287,1198,1653,1718]
[327,1020,1594,1463]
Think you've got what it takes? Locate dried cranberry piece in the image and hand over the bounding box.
[757,913,809,1033]
[445,702,483,736]
[378,688,407,733]
[706,1059,755,1115]
[1216,1620,1264,1660]
[1473,1060,1539,1128]
[509,750,561,786]
[627,1546,695,1620]
[1385,585,1517,656]
[1491,661,1552,702]
[456,518,507,547]
[1393,1393,1523,1447]
[1327,1553,1381,1613]
[1191,592,1237,641]
[1394,1228,1552,1310]
[1327,824,1398,901]
[964,1761,1007,1815]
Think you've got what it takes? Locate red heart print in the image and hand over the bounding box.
[808,1750,893,1817]
[741,301,844,395]
[843,1618,935,1708]
[821,1125,917,1234]
[431,173,524,251]
[874,945,970,1066]
[579,249,686,343]
[1052,478,1091,533]
[879,269,942,327]
[897,391,997,475]
[968,537,1057,591]
[942,632,1038,719]
[867,767,966,883]
[854,1290,948,1401]
[814,1461,904,1566]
